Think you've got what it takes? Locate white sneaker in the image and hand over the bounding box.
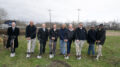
[49,54,53,59]
[10,53,15,57]
[96,57,99,61]
[65,56,69,59]
[77,57,81,60]
[26,54,30,58]
[37,55,42,59]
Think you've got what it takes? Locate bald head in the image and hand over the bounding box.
[91,25,95,30]
[11,22,16,27]
[68,24,73,29]
[42,23,46,28]
[30,21,34,26]
[53,24,56,29]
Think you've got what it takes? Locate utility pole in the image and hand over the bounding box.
[77,9,80,23]
[48,9,52,28]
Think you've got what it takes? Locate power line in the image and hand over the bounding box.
[77,9,80,23]
[48,9,52,28]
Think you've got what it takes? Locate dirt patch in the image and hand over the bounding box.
[2,64,7,67]
[106,31,120,36]
[107,58,120,67]
[47,60,71,67]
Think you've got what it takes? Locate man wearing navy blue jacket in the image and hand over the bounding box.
[74,23,87,60]
[87,26,96,56]
[59,24,68,56]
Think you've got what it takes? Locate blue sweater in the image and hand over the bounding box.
[59,28,68,40]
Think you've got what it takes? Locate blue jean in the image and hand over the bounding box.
[88,44,95,55]
[67,40,72,54]
[60,40,66,55]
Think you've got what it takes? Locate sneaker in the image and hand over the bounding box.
[96,57,99,61]
[64,54,66,57]
[37,55,42,59]
[77,56,81,60]
[26,54,30,58]
[65,56,69,59]
[10,53,13,57]
[49,54,53,59]
[10,53,15,57]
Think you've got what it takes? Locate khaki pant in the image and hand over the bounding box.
[75,40,85,56]
[27,38,36,53]
[96,45,102,59]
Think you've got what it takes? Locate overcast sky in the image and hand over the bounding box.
[0,0,120,23]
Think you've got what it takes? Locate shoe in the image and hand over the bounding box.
[49,54,53,59]
[26,54,30,58]
[96,57,99,61]
[37,55,42,59]
[10,53,13,57]
[65,56,69,59]
[31,52,34,54]
[77,56,81,60]
[10,53,15,57]
[63,54,66,57]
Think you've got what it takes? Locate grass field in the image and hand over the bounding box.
[0,31,120,67]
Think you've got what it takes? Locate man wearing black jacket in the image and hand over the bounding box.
[65,24,74,59]
[7,22,19,57]
[87,26,96,56]
[96,24,106,60]
[49,24,59,58]
[25,21,37,58]
[37,24,48,59]
[74,23,87,60]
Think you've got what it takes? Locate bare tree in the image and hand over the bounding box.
[0,8,7,24]
[0,8,7,19]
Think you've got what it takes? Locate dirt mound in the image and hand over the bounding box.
[106,31,120,36]
[47,60,71,67]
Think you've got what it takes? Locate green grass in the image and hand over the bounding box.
[0,36,120,67]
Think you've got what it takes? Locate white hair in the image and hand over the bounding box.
[69,24,73,26]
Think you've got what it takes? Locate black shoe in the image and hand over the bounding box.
[31,52,34,54]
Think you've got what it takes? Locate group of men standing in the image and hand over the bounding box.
[6,21,106,60]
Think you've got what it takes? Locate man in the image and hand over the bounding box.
[96,24,106,60]
[87,26,96,56]
[7,22,19,57]
[59,24,68,56]
[25,21,37,58]
[37,24,48,59]
[65,24,74,59]
[74,23,87,60]
[49,24,59,58]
